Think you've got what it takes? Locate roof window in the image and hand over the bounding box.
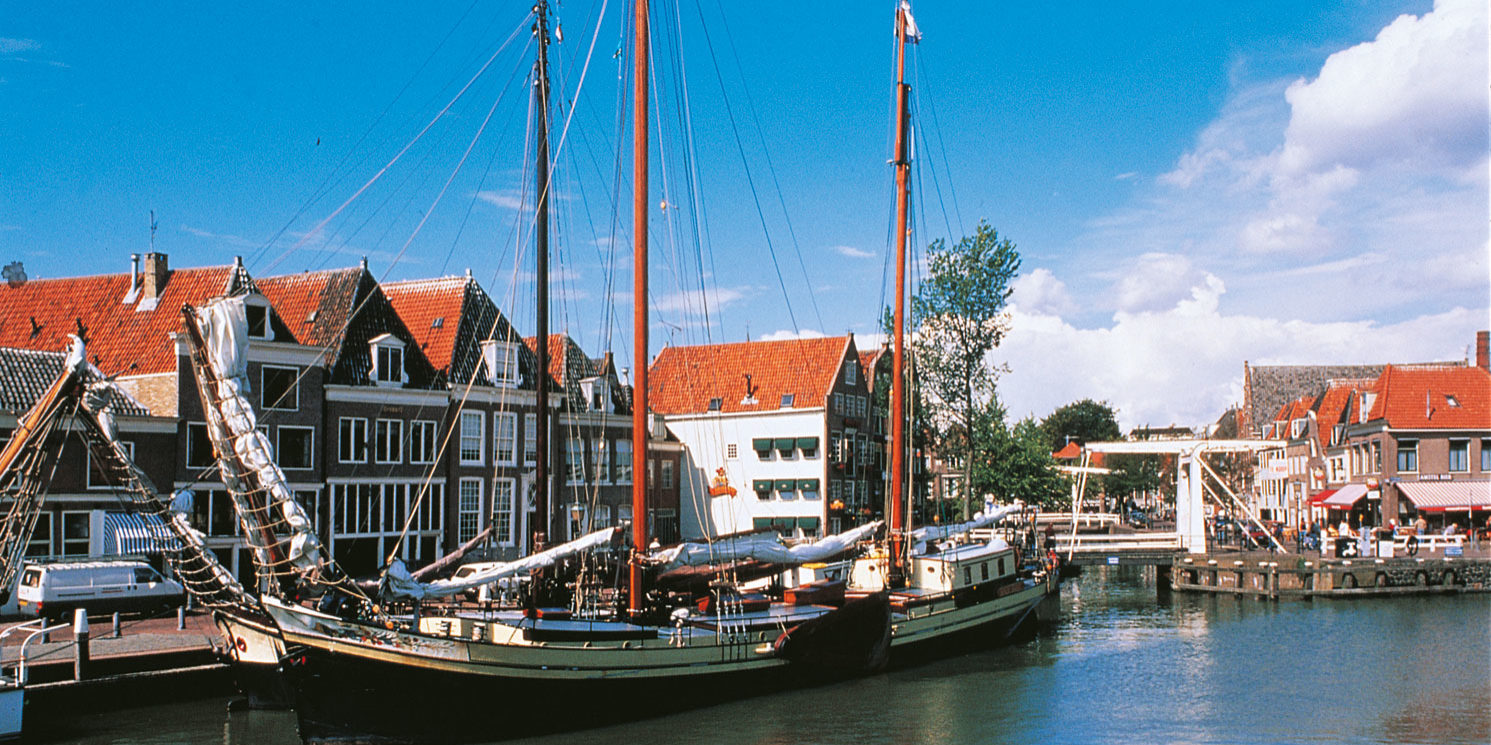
[1446,395,1460,408]
[781,393,795,408]
[432,317,444,329]
[707,397,722,411]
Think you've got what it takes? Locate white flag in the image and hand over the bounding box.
[899,1,922,43]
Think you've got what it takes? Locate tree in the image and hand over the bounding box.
[911,220,1020,517]
[976,415,1068,510]
[1039,399,1122,452]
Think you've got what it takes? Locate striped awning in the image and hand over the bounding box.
[1323,483,1368,509]
[1398,481,1491,512]
[102,512,183,555]
[1308,489,1336,505]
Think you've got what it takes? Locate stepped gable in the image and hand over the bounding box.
[1310,381,1367,450]
[0,258,250,378]
[858,346,890,393]
[522,334,618,410]
[1241,362,1387,437]
[0,346,149,416]
[257,267,439,388]
[385,276,532,389]
[647,336,854,415]
[1366,364,1491,429]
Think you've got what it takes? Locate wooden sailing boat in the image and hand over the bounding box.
[842,0,1060,662]
[193,3,890,742]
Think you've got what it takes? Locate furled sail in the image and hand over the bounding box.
[380,526,618,601]
[644,521,882,573]
[910,502,1021,546]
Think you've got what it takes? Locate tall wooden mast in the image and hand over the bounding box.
[888,2,914,586]
[532,0,553,551]
[628,0,650,612]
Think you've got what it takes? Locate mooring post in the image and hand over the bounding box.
[177,605,186,630]
[73,608,89,681]
[111,611,121,639]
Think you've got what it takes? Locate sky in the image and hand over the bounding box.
[1,0,1486,431]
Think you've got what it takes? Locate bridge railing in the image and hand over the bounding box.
[1053,532,1182,553]
[1020,513,1121,529]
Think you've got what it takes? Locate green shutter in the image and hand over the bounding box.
[752,438,772,453]
[775,479,797,492]
[795,437,819,450]
[753,480,773,494]
[797,517,820,532]
[753,518,774,531]
[773,438,796,451]
[796,479,820,492]
[771,518,795,531]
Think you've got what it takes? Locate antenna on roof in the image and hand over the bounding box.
[149,210,158,253]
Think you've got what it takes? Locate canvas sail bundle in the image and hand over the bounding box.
[644,521,883,573]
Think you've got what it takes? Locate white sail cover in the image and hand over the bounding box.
[910,503,1020,545]
[195,297,325,574]
[382,526,619,601]
[645,520,882,573]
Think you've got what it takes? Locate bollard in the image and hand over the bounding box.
[177,605,186,630]
[111,612,121,639]
[73,609,90,681]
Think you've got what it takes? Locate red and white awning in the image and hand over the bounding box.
[1397,481,1491,512]
[1323,483,1368,509]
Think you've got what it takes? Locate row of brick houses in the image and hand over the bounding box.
[0,253,681,579]
[1249,332,1491,531]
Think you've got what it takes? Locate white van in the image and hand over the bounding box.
[16,560,184,622]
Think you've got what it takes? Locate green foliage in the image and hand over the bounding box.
[1039,399,1122,452]
[975,415,1069,511]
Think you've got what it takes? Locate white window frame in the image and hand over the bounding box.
[374,418,404,465]
[458,478,483,544]
[278,425,316,470]
[844,359,857,385]
[523,413,537,465]
[492,477,516,547]
[566,438,586,484]
[87,440,135,489]
[459,411,485,466]
[481,341,521,388]
[260,364,300,411]
[1447,439,1469,473]
[245,301,273,341]
[409,420,437,465]
[493,412,518,466]
[593,439,611,484]
[1396,439,1418,474]
[615,439,633,484]
[338,417,369,464]
[369,334,407,387]
[660,459,674,489]
[61,510,91,556]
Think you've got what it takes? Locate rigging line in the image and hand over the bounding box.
[248,0,491,271]
[911,69,955,245]
[265,15,532,274]
[671,0,717,348]
[915,51,965,236]
[689,5,803,338]
[709,0,824,333]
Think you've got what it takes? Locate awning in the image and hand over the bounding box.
[1308,489,1337,505]
[1323,483,1367,509]
[103,512,182,555]
[1397,481,1491,512]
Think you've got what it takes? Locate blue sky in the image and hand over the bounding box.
[1,1,1486,430]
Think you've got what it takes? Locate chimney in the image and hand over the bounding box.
[141,252,169,301]
[1477,330,1489,371]
[122,253,141,304]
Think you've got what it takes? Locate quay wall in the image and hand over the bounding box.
[1171,554,1491,599]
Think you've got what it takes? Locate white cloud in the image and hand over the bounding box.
[758,328,827,342]
[1110,253,1219,314]
[181,225,259,249]
[1010,268,1076,317]
[475,190,524,210]
[0,38,40,55]
[832,245,875,259]
[653,285,748,314]
[995,274,1482,432]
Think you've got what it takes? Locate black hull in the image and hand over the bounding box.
[281,645,855,744]
[229,659,294,710]
[888,579,1058,669]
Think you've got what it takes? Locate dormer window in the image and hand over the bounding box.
[707,397,722,412]
[369,333,406,387]
[246,301,272,340]
[481,340,521,388]
[580,377,610,412]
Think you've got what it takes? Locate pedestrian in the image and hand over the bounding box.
[1415,514,1428,536]
[1043,524,1055,551]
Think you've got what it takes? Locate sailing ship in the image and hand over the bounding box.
[838,0,1061,663]
[172,3,891,743]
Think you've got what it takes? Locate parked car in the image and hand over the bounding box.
[1126,509,1148,527]
[16,560,184,622]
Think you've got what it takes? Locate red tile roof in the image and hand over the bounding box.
[0,263,243,376]
[255,268,363,357]
[1312,383,1358,450]
[382,277,469,372]
[523,334,574,388]
[1366,364,1491,429]
[647,336,855,415]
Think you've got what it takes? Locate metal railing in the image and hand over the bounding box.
[1053,532,1182,553]
[0,619,73,686]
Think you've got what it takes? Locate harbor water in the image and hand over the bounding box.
[34,567,1490,745]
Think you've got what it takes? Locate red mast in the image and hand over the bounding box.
[888,2,913,587]
[628,0,650,613]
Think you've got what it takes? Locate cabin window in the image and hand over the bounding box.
[261,365,300,411]
[1396,440,1417,473]
[981,562,989,581]
[492,478,516,547]
[278,426,315,470]
[409,420,437,464]
[459,412,484,465]
[615,440,633,484]
[493,412,518,466]
[962,566,972,586]
[375,419,404,464]
[1448,440,1469,472]
[339,418,369,464]
[998,558,1006,576]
